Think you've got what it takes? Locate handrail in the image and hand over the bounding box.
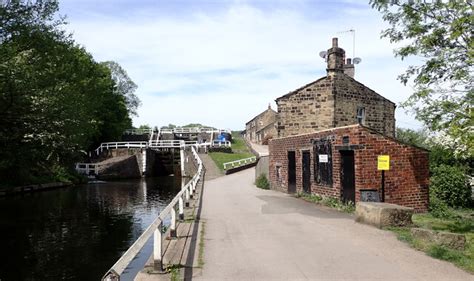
[93,139,232,156]
[155,127,161,141]
[223,156,257,170]
[159,127,228,134]
[95,141,148,155]
[149,140,186,148]
[102,146,203,281]
[149,129,154,144]
[212,140,232,147]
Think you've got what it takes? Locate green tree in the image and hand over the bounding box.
[138,124,151,130]
[370,0,473,158]
[0,0,134,186]
[101,61,140,116]
[395,127,429,148]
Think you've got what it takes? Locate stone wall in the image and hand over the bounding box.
[275,37,396,138]
[333,74,395,136]
[276,77,334,138]
[256,123,277,144]
[184,148,198,177]
[268,125,429,212]
[255,155,269,180]
[245,107,277,144]
[97,155,142,180]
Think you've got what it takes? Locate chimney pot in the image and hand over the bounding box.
[346,58,352,64]
[332,38,338,47]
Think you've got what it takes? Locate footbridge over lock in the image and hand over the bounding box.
[75,126,232,179]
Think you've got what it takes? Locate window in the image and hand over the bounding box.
[313,138,333,186]
[357,107,365,125]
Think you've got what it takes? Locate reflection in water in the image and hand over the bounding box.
[0,176,180,281]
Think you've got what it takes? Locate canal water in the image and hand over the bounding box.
[0,176,181,281]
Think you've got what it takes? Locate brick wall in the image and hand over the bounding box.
[269,125,429,212]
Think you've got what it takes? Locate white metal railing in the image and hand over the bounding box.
[149,140,185,148]
[212,140,232,147]
[101,146,204,281]
[93,139,232,156]
[75,163,101,175]
[95,142,148,155]
[223,156,257,170]
[124,129,153,135]
[155,127,161,141]
[159,127,227,134]
[149,129,155,144]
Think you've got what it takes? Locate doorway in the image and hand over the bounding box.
[340,150,355,203]
[288,151,296,193]
[302,151,311,193]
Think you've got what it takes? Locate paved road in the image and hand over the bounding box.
[196,168,472,280]
[247,141,269,156]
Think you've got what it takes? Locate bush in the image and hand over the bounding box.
[208,147,232,153]
[429,145,458,171]
[429,193,454,219]
[255,174,270,189]
[431,164,471,208]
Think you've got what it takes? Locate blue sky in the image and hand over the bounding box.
[58,0,422,130]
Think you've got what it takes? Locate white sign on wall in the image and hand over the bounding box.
[319,154,328,163]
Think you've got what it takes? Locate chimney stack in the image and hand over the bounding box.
[343,58,355,78]
[326,37,345,76]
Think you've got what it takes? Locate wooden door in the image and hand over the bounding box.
[302,151,311,193]
[340,150,355,203]
[288,151,296,193]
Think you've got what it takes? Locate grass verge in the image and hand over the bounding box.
[230,131,251,152]
[208,152,255,171]
[386,209,474,273]
[208,132,255,171]
[198,221,206,268]
[295,192,355,213]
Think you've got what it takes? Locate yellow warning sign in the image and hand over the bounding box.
[377,155,390,170]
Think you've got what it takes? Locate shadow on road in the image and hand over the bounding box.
[257,195,353,220]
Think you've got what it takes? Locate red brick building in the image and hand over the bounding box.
[268,125,429,212]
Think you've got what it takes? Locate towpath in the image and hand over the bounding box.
[194,168,472,280]
[198,153,223,180]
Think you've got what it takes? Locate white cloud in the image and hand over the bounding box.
[63,2,422,130]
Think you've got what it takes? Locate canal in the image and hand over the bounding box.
[0,176,181,281]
